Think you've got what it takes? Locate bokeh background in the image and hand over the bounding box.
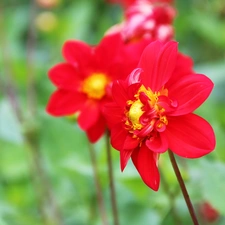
[0,0,225,224]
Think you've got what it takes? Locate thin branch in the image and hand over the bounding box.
[87,141,109,225]
[0,5,48,224]
[25,1,64,224]
[0,7,23,122]
[0,2,64,224]
[105,131,120,225]
[26,136,64,225]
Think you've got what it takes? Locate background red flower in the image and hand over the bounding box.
[106,0,176,43]
[46,33,150,142]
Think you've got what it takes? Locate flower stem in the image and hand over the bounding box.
[26,136,64,225]
[105,131,120,225]
[87,141,109,225]
[168,150,199,225]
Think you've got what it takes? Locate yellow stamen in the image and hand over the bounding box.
[125,85,169,133]
[128,100,144,130]
[160,115,168,125]
[82,73,109,99]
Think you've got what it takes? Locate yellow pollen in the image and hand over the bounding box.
[128,100,144,129]
[136,85,159,106]
[160,115,168,125]
[157,123,163,129]
[82,73,109,99]
[125,84,170,133]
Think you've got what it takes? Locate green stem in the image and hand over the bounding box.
[105,131,120,225]
[25,1,64,224]
[0,7,22,123]
[0,4,46,224]
[1,1,64,224]
[168,150,199,225]
[26,136,64,225]
[87,142,109,225]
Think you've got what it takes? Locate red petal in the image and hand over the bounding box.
[78,100,100,130]
[46,90,86,116]
[120,148,134,171]
[126,68,142,85]
[112,80,129,107]
[145,132,168,153]
[166,52,194,86]
[127,83,142,100]
[94,33,123,71]
[95,33,142,80]
[131,145,160,191]
[62,40,92,72]
[165,114,215,158]
[117,39,149,79]
[167,74,214,116]
[103,103,124,128]
[173,53,194,76]
[111,123,128,150]
[48,63,81,90]
[123,134,139,149]
[86,116,106,143]
[138,41,178,92]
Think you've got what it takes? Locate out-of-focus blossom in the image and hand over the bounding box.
[199,201,220,223]
[46,33,150,142]
[36,0,60,8]
[106,0,176,43]
[107,0,174,9]
[104,41,215,190]
[35,12,58,32]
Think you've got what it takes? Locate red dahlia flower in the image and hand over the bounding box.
[46,33,149,142]
[106,0,175,43]
[107,0,174,9]
[104,41,215,191]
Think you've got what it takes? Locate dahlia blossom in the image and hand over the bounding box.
[104,41,215,191]
[107,0,174,9]
[46,33,149,142]
[106,0,175,43]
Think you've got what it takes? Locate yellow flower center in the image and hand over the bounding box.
[128,99,144,130]
[126,84,170,135]
[82,73,109,99]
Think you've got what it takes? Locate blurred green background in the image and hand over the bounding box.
[0,0,225,224]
